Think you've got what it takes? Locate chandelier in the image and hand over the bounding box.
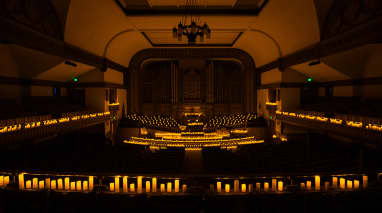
[172,0,211,44]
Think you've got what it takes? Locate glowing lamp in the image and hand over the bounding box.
[89,176,94,191]
[83,181,88,191]
[315,175,320,191]
[58,179,63,190]
[115,177,120,193]
[76,181,81,191]
[123,176,128,193]
[4,176,9,186]
[0,176,4,186]
[278,181,283,192]
[175,179,180,193]
[306,181,312,191]
[241,184,247,193]
[354,180,360,190]
[65,177,70,191]
[51,180,57,190]
[146,181,151,193]
[332,177,338,190]
[39,181,44,190]
[18,173,24,190]
[339,178,345,190]
[264,182,269,192]
[152,177,157,193]
[137,176,143,193]
[347,180,353,190]
[70,182,76,191]
[26,180,31,189]
[167,182,172,193]
[33,178,38,190]
[225,184,230,193]
[130,183,135,192]
[110,183,114,192]
[160,184,165,192]
[217,182,222,193]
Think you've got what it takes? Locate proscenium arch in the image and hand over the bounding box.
[126,48,258,114]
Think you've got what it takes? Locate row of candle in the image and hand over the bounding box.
[215,179,284,193]
[108,176,187,193]
[0,176,10,187]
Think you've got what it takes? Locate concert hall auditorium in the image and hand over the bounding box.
[0,0,382,212]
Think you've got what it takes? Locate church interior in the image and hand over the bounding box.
[0,0,382,212]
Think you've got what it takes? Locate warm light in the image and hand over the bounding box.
[278,181,283,192]
[324,181,329,191]
[89,176,94,191]
[354,180,360,190]
[4,176,9,186]
[18,173,24,190]
[65,177,70,191]
[45,178,50,190]
[272,179,277,192]
[234,180,240,193]
[110,183,115,192]
[363,176,368,189]
[152,177,157,193]
[115,177,120,193]
[33,178,38,190]
[137,176,143,193]
[300,183,305,190]
[217,181,222,193]
[241,184,247,193]
[248,184,253,193]
[347,180,353,190]
[123,176,128,193]
[315,175,320,191]
[70,182,76,191]
[130,183,135,192]
[225,184,230,193]
[182,184,187,192]
[146,181,151,193]
[83,181,88,191]
[266,102,277,106]
[264,182,269,192]
[39,181,44,190]
[306,181,312,191]
[256,183,261,192]
[160,184,165,192]
[76,181,81,191]
[340,178,345,190]
[332,177,338,190]
[26,180,31,189]
[58,179,63,190]
[51,180,57,190]
[330,118,343,125]
[0,176,4,187]
[167,182,172,193]
[175,179,180,193]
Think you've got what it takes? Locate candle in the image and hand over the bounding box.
[209,184,214,192]
[70,182,76,191]
[339,178,345,190]
[363,176,368,189]
[0,176,3,187]
[315,176,320,191]
[182,184,187,192]
[51,180,57,190]
[115,177,120,193]
[152,177,157,193]
[45,178,50,190]
[241,184,247,193]
[306,181,312,191]
[300,183,305,190]
[33,178,38,190]
[347,180,353,190]
[137,176,143,193]
[76,181,82,191]
[83,181,88,191]
[89,176,94,191]
[146,181,151,193]
[123,176,128,193]
[225,184,230,193]
[217,182,222,193]
[4,176,9,186]
[130,183,135,192]
[65,177,70,191]
[234,180,239,193]
[272,179,276,192]
[256,183,261,192]
[167,182,172,193]
[58,178,63,190]
[19,173,24,190]
[324,181,329,191]
[354,180,359,190]
[110,183,115,192]
[248,184,253,193]
[175,180,180,193]
[278,181,283,192]
[26,180,31,189]
[264,182,269,192]
[39,181,44,190]
[332,177,338,190]
[160,184,165,192]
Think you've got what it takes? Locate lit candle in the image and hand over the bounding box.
[167,182,172,193]
[76,181,82,191]
[248,184,253,193]
[0,176,3,187]
[152,177,157,193]
[26,180,31,189]
[130,183,135,192]
[4,176,9,186]
[272,179,277,192]
[39,181,44,190]
[110,183,115,192]
[347,180,353,190]
[363,176,368,189]
[182,184,187,192]
[306,181,312,191]
[58,178,63,190]
[241,184,247,193]
[332,177,338,190]
[65,177,70,191]
[137,176,143,193]
[339,178,345,190]
[123,176,128,193]
[300,183,305,190]
[146,181,151,193]
[45,178,50,190]
[234,180,239,193]
[175,180,180,193]
[83,181,88,191]
[89,176,94,191]
[354,180,359,190]
[225,184,230,193]
[278,181,283,192]
[70,182,76,191]
[264,182,269,192]
[18,173,24,190]
[324,181,329,191]
[33,178,38,190]
[160,184,165,192]
[256,183,261,192]
[315,176,320,191]
[115,177,120,193]
[217,182,222,193]
[51,180,57,190]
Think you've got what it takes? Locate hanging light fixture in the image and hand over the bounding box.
[172,0,211,45]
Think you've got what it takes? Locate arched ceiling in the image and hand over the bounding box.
[64,0,321,67]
